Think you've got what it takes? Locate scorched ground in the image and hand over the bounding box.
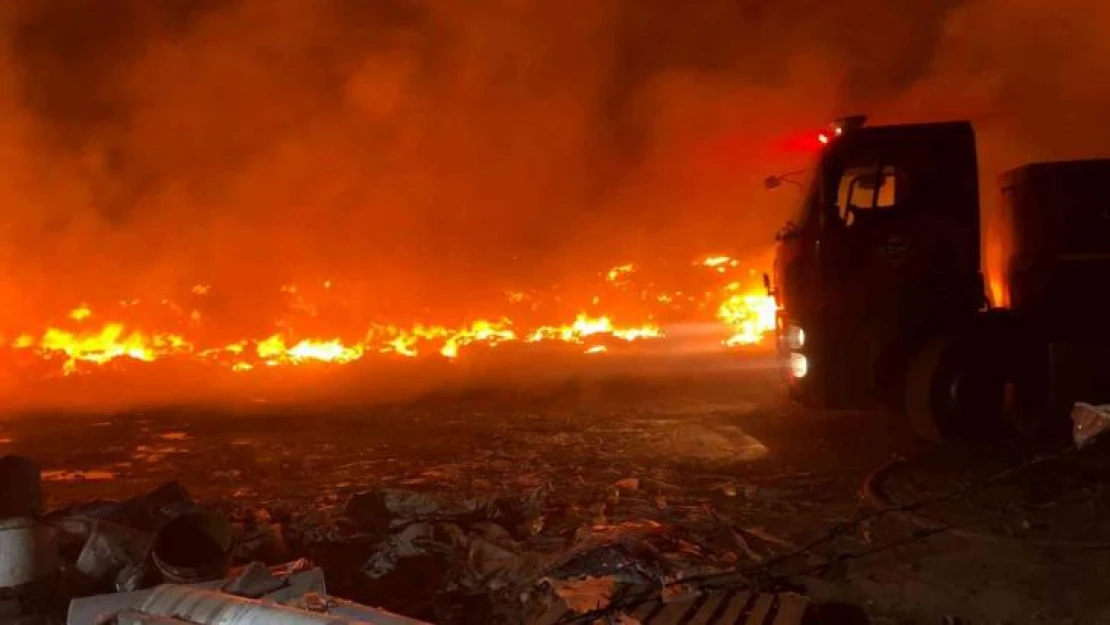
[6,349,1110,623]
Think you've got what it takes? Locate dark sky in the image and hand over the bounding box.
[0,0,1107,324]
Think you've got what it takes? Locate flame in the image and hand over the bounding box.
[699,256,741,275]
[605,263,636,283]
[37,323,192,374]
[254,334,365,366]
[439,320,517,359]
[69,305,93,321]
[5,253,777,376]
[524,313,662,344]
[717,293,777,347]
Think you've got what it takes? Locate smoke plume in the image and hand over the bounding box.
[0,0,1107,332]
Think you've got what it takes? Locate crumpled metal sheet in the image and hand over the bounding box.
[68,563,433,625]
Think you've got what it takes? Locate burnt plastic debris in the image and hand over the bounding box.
[47,482,234,599]
[231,509,288,563]
[546,521,725,586]
[48,482,193,533]
[344,488,543,541]
[73,520,152,593]
[346,490,472,534]
[221,561,288,598]
[45,479,797,624]
[527,521,744,624]
[151,508,233,584]
[347,490,534,563]
[320,489,547,621]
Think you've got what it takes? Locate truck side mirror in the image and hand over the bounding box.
[762,272,773,296]
[765,170,807,191]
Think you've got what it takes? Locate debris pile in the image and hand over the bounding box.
[0,455,430,624]
[0,452,822,624]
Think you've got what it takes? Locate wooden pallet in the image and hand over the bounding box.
[533,589,812,625]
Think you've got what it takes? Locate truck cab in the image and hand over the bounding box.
[771,116,1110,441]
[773,118,986,412]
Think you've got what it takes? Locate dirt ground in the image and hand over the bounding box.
[3,355,1110,623]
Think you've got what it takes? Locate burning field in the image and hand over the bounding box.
[0,253,777,411]
[3,255,774,378]
[1,0,1108,412]
[2,1,1110,623]
[0,0,818,411]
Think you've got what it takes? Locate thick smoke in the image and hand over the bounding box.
[0,0,1107,332]
[879,0,1110,303]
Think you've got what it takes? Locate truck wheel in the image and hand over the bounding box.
[905,334,1012,443]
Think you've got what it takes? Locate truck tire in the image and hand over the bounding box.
[905,333,1012,443]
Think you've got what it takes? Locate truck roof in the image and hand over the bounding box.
[838,120,975,150]
[998,157,1110,261]
[1001,158,1110,186]
[829,120,978,170]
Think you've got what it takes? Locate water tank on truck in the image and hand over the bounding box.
[994,159,1110,434]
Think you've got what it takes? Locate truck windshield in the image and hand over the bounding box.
[835,164,904,226]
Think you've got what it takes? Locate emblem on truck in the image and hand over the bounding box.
[878,235,911,265]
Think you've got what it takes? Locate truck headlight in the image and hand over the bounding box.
[785,325,805,350]
[789,353,808,379]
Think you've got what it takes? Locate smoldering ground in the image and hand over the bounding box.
[0,0,1107,334]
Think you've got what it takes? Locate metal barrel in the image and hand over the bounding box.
[150,509,233,583]
[0,517,58,590]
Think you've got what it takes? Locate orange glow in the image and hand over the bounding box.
[701,256,737,268]
[605,263,637,283]
[4,253,777,376]
[981,198,1013,309]
[699,256,740,274]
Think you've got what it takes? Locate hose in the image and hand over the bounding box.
[860,453,1110,549]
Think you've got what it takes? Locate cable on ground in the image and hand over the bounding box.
[556,444,1110,623]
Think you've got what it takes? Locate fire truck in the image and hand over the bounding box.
[767,116,1110,441]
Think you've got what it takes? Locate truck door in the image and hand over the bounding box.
[819,162,915,312]
[838,164,913,277]
[824,161,919,402]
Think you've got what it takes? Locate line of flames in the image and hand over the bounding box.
[4,256,778,376]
